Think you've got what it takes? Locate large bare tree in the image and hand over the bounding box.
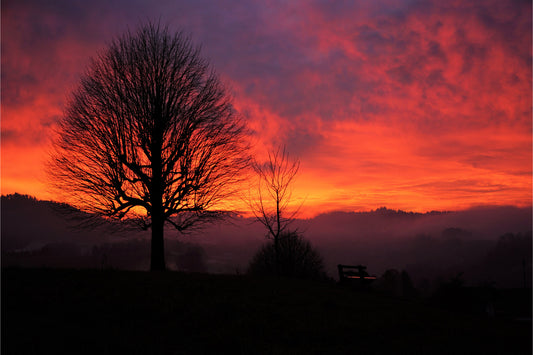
[48,23,249,271]
[248,147,301,272]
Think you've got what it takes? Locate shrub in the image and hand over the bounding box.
[248,231,326,279]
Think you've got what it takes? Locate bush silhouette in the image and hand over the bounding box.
[248,231,325,279]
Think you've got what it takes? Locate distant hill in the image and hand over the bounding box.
[306,205,531,243]
[1,193,118,251]
[1,194,531,287]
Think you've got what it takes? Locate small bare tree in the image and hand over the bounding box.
[48,23,249,271]
[249,147,301,272]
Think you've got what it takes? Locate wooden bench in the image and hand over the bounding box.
[337,264,377,285]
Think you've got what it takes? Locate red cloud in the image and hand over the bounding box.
[2,0,531,215]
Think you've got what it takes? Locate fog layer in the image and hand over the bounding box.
[2,194,531,288]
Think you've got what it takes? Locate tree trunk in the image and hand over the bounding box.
[274,234,280,276]
[150,118,166,271]
[275,192,280,276]
[150,210,166,271]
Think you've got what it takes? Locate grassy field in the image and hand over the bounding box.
[2,268,531,354]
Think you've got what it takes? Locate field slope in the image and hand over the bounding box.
[2,268,531,354]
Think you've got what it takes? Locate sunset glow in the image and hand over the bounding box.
[2,0,531,217]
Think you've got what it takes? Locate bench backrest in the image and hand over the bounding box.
[337,264,376,283]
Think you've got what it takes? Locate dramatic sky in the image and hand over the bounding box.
[2,0,532,216]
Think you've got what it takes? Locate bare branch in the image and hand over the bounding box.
[248,146,301,241]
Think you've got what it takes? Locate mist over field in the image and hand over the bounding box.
[2,194,531,289]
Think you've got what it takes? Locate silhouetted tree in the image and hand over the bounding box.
[48,23,249,271]
[248,231,325,279]
[248,147,300,274]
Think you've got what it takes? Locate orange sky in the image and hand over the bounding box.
[2,0,531,217]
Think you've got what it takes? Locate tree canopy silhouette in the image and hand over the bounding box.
[248,147,301,274]
[48,23,249,271]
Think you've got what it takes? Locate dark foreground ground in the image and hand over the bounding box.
[2,268,531,354]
